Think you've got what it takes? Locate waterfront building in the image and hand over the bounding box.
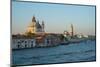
[34,34,60,47]
[12,36,36,49]
[44,34,60,46]
[12,34,61,49]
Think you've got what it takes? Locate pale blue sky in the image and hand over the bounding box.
[12,1,96,35]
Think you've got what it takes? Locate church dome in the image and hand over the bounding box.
[36,21,42,28]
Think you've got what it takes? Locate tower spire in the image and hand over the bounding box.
[71,24,74,37]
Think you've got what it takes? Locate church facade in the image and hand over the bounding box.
[26,16,45,34]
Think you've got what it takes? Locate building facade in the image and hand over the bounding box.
[12,34,60,49]
[12,37,36,49]
[26,16,45,34]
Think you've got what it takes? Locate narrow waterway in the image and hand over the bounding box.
[12,40,96,66]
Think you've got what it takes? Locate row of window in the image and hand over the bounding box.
[13,40,35,44]
[17,44,35,48]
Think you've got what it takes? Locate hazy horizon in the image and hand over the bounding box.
[12,1,96,35]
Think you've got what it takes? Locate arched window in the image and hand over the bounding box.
[25,41,27,43]
[47,39,49,44]
[17,42,21,48]
[25,44,27,48]
[17,44,20,48]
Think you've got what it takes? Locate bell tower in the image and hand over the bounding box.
[71,24,74,37]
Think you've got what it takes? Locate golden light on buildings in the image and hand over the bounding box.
[26,16,45,35]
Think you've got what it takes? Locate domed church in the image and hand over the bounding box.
[26,16,45,34]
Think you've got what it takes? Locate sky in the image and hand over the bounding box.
[12,1,96,35]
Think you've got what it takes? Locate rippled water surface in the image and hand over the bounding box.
[12,40,96,65]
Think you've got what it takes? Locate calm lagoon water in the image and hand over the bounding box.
[12,40,96,65]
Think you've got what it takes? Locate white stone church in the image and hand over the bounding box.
[26,16,45,34]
